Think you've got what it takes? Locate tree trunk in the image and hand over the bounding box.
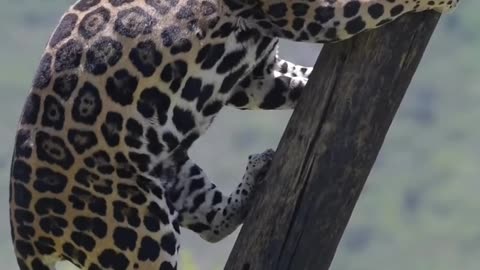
[224,11,441,270]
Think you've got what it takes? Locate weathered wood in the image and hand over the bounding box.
[224,11,441,270]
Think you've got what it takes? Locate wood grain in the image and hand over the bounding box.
[224,11,441,270]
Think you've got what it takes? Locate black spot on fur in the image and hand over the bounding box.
[203,100,223,116]
[98,249,130,270]
[114,7,156,38]
[217,49,247,73]
[12,160,32,184]
[325,27,337,40]
[146,0,177,15]
[201,1,217,15]
[84,150,115,174]
[34,167,68,194]
[176,6,195,20]
[160,60,188,92]
[128,152,150,172]
[162,132,179,150]
[211,22,233,38]
[160,262,176,270]
[196,84,214,111]
[16,258,29,270]
[188,222,210,233]
[21,94,41,125]
[35,198,66,215]
[138,236,160,261]
[219,64,248,93]
[292,3,309,16]
[146,128,164,155]
[161,232,177,256]
[114,152,137,179]
[31,259,51,270]
[109,0,134,6]
[62,243,86,266]
[307,22,322,36]
[15,240,35,258]
[72,82,102,124]
[267,3,287,18]
[199,44,225,69]
[227,91,249,107]
[136,175,164,199]
[345,16,366,35]
[113,200,141,226]
[73,0,100,11]
[189,165,201,176]
[74,169,113,195]
[39,216,68,237]
[73,216,108,238]
[181,77,202,101]
[161,25,181,47]
[171,38,192,55]
[14,130,33,158]
[368,3,384,19]
[344,1,361,17]
[53,74,78,100]
[34,237,56,255]
[125,118,143,149]
[255,37,273,59]
[212,191,222,204]
[79,7,110,39]
[54,39,83,72]
[172,107,195,134]
[259,78,288,109]
[144,202,169,232]
[69,186,107,215]
[314,6,335,23]
[188,179,205,196]
[86,37,123,75]
[16,222,35,240]
[14,183,32,208]
[68,129,98,154]
[41,95,65,130]
[36,131,74,170]
[292,17,305,31]
[236,27,261,42]
[129,40,162,77]
[196,44,211,63]
[190,193,206,213]
[101,112,123,147]
[71,231,96,251]
[32,53,53,89]
[390,4,404,17]
[106,69,138,105]
[113,227,138,251]
[89,263,102,270]
[117,183,148,205]
[50,14,78,47]
[206,210,217,223]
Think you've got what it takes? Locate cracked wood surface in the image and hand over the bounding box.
[224,11,441,270]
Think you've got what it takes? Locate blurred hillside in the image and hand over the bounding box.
[1,1,479,269]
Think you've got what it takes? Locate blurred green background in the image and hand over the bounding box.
[1,1,479,269]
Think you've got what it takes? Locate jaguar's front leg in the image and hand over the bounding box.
[166,149,275,242]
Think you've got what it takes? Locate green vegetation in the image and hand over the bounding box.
[0,1,479,269]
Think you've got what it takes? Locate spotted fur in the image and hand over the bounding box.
[10,0,458,269]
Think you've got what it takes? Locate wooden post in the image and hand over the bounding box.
[224,11,441,270]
